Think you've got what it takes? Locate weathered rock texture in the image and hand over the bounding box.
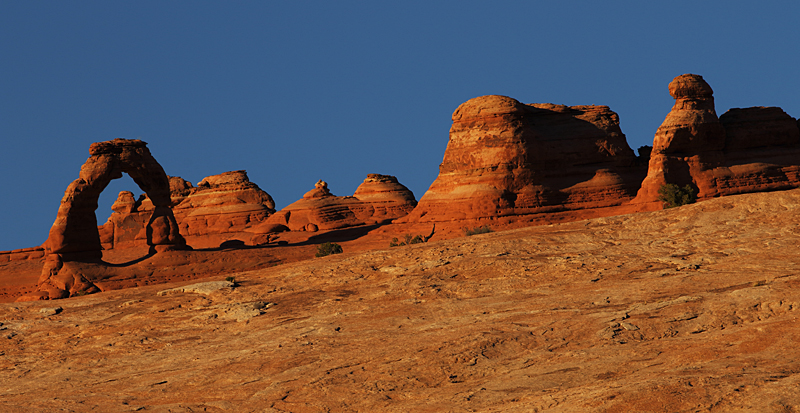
[4,189,800,411]
[32,139,188,300]
[634,74,800,203]
[265,175,416,231]
[99,170,275,250]
[403,96,647,223]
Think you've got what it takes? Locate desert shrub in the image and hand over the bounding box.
[464,225,493,236]
[657,184,696,208]
[316,242,343,257]
[390,234,425,247]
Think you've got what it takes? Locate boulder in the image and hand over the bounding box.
[403,95,646,222]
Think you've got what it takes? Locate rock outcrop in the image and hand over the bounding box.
[716,107,800,194]
[33,139,188,300]
[634,74,800,203]
[100,170,276,249]
[403,96,647,223]
[264,175,416,231]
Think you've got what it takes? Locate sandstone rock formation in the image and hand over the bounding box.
[5,189,800,411]
[403,96,647,223]
[716,106,800,194]
[32,139,188,300]
[353,174,418,221]
[264,175,416,231]
[99,170,276,250]
[634,74,800,203]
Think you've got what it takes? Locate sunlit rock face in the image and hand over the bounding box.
[34,138,188,300]
[404,95,646,223]
[100,170,276,249]
[634,74,800,203]
[264,175,417,232]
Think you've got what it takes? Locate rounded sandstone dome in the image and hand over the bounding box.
[452,95,526,122]
[669,74,713,100]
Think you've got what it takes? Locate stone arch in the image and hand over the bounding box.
[27,139,189,300]
[45,139,187,259]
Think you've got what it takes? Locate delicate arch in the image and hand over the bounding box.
[45,139,186,260]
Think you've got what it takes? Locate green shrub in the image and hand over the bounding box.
[464,225,493,236]
[316,242,343,257]
[657,184,696,208]
[389,234,425,247]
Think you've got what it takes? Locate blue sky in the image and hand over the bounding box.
[2,1,799,250]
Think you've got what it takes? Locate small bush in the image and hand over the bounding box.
[464,225,493,236]
[657,184,696,208]
[390,234,425,247]
[316,242,343,257]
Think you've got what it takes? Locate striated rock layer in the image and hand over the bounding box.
[264,174,417,232]
[634,74,800,203]
[403,96,647,223]
[99,170,275,249]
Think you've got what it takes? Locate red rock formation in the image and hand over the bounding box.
[100,170,276,249]
[403,95,646,223]
[264,175,416,231]
[715,107,800,194]
[31,138,188,300]
[634,74,800,203]
[46,139,186,259]
[173,170,275,237]
[353,174,418,221]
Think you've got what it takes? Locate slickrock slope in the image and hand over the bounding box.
[3,189,800,411]
[264,174,416,232]
[402,96,648,225]
[634,74,800,203]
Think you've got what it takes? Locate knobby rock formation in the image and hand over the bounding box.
[634,74,800,202]
[265,174,417,231]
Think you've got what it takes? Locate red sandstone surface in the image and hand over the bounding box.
[3,189,800,411]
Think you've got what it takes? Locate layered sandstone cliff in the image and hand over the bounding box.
[634,74,800,203]
[403,96,647,223]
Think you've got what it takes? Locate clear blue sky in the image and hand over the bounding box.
[2,1,799,250]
